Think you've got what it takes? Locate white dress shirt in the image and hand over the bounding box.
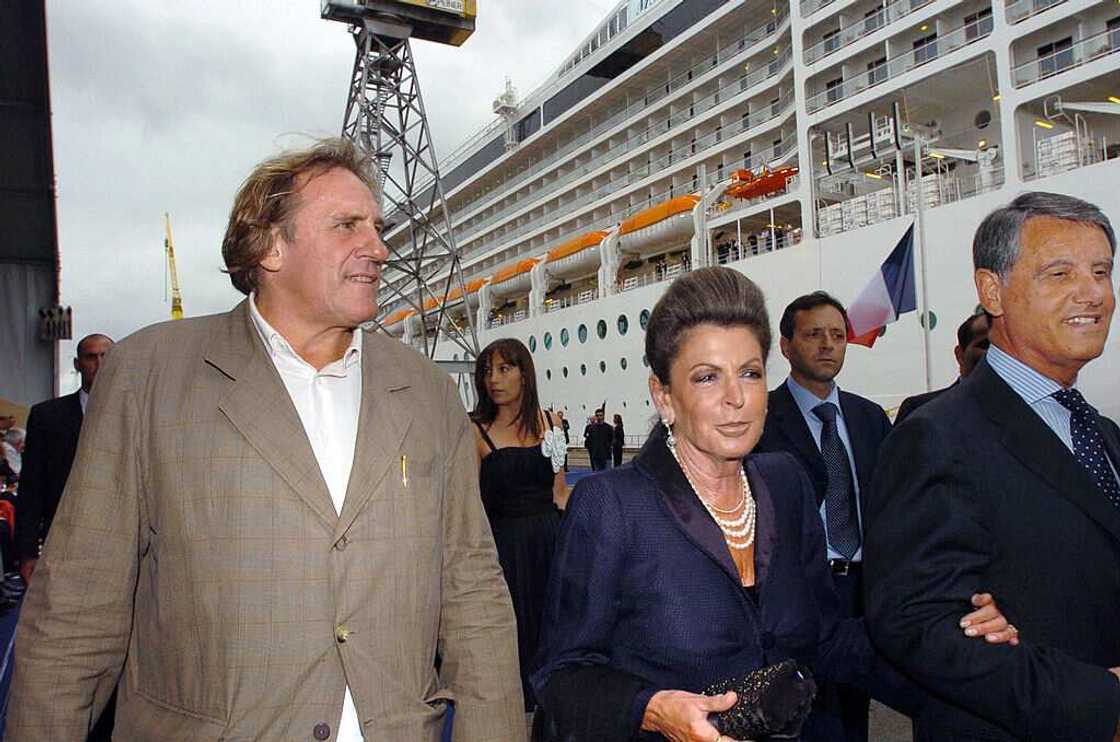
[79,388,89,415]
[249,295,364,741]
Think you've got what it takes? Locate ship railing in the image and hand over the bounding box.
[806,18,992,114]
[410,10,792,232]
[804,0,936,64]
[1011,27,1120,88]
[1005,0,1066,26]
[461,90,796,266]
[1024,133,1120,181]
[801,0,839,21]
[454,50,795,250]
[714,229,801,264]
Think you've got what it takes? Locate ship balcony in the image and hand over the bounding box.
[460,92,797,273]
[806,15,992,114]
[804,0,939,66]
[1015,75,1120,181]
[454,48,795,259]
[1011,24,1120,88]
[429,9,792,235]
[1005,0,1067,27]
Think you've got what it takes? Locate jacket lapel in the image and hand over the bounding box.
[333,331,413,541]
[771,382,826,503]
[747,458,777,589]
[636,428,741,587]
[206,301,338,530]
[973,361,1120,544]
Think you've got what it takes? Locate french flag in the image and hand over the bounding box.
[846,223,917,347]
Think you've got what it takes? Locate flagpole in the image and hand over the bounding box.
[913,136,933,392]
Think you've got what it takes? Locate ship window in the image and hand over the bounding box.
[617,314,629,335]
[964,8,992,40]
[578,324,589,343]
[913,33,939,66]
[560,328,570,346]
[546,369,552,380]
[826,78,843,104]
[599,360,607,373]
[543,332,553,350]
[867,57,887,86]
[562,366,569,378]
[528,336,537,352]
[639,309,651,330]
[1037,37,1073,78]
[620,357,628,370]
[597,319,608,339]
[580,363,587,376]
[642,354,649,367]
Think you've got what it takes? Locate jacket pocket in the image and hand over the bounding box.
[123,689,227,740]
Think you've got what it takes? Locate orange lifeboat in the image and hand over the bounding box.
[545,230,608,279]
[617,195,700,255]
[488,257,540,298]
[725,166,799,201]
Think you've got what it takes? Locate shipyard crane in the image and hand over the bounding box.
[322,0,479,367]
[163,213,184,320]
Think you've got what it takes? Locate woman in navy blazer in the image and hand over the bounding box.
[532,268,1016,742]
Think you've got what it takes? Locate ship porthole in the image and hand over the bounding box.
[543,332,553,350]
[546,369,552,380]
[617,314,629,336]
[639,309,651,330]
[599,360,606,373]
[578,324,588,344]
[560,328,570,346]
[580,363,587,376]
[597,319,607,339]
[620,357,628,370]
[562,366,569,378]
[528,336,537,352]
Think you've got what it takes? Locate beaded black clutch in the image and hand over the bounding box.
[704,660,817,740]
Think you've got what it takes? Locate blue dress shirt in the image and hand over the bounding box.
[785,376,863,561]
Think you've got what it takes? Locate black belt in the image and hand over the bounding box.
[828,558,861,576]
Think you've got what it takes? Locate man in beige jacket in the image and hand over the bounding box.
[6,138,525,741]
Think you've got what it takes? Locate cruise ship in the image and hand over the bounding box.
[378,0,1120,424]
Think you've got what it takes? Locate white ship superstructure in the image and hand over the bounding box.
[379,0,1120,422]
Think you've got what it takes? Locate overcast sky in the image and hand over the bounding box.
[46,0,616,390]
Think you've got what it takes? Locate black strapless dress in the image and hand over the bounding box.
[476,423,561,711]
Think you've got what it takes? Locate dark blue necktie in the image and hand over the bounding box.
[813,402,861,559]
[1052,389,1120,509]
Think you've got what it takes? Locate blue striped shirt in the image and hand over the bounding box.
[986,344,1119,484]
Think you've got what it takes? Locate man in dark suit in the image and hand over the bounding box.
[895,310,990,424]
[16,333,113,584]
[584,408,613,471]
[865,191,1120,741]
[755,291,891,742]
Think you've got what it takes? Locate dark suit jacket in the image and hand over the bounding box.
[532,430,919,741]
[755,381,892,516]
[15,391,83,560]
[865,359,1120,741]
[894,380,958,425]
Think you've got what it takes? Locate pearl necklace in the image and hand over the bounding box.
[668,439,757,550]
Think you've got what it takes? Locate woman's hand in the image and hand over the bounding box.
[960,593,1020,645]
[641,689,737,742]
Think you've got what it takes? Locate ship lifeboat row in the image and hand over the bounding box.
[381,169,798,332]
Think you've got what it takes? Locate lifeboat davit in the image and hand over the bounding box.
[488,257,540,298]
[544,230,607,280]
[725,166,799,201]
[617,195,700,255]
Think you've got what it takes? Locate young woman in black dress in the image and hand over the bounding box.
[471,338,566,713]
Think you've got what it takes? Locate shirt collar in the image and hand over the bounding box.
[248,293,362,371]
[985,343,1064,404]
[786,375,841,419]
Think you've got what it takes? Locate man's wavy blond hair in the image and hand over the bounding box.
[221,138,377,295]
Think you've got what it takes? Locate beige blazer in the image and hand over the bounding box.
[7,301,525,741]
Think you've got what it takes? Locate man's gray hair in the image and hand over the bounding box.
[972,191,1116,278]
[4,428,24,447]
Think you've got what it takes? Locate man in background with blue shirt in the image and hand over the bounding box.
[865,192,1120,741]
[756,290,892,742]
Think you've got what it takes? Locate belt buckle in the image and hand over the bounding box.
[829,558,851,576]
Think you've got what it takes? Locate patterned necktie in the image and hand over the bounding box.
[1052,389,1120,509]
[812,402,861,559]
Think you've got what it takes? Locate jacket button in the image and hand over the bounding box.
[335,625,352,644]
[313,722,331,740]
[759,632,776,650]
[335,535,349,551]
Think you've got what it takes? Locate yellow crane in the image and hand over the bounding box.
[163,213,184,320]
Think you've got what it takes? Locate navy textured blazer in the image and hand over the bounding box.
[532,429,918,741]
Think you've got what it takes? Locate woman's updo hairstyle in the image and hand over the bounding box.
[644,266,771,385]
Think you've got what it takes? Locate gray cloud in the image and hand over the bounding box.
[46,0,615,388]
